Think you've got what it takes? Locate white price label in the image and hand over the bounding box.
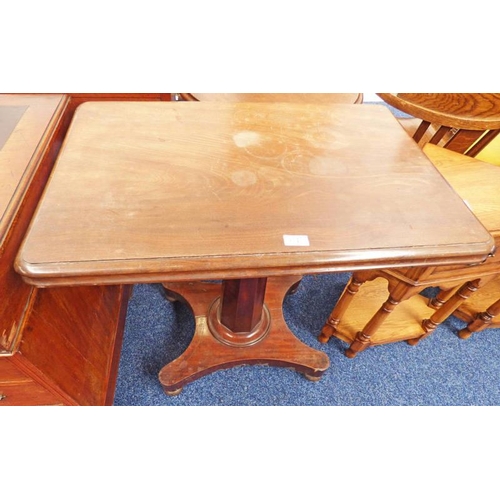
[283,235,310,247]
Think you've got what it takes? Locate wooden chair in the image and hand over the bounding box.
[319,144,500,357]
[175,93,364,104]
[377,93,500,157]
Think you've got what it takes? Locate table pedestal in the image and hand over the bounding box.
[159,276,330,395]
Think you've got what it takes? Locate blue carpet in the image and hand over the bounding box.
[114,273,500,406]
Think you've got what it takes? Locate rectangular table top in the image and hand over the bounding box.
[16,101,495,286]
[0,94,67,245]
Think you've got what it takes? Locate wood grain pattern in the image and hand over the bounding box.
[377,93,500,157]
[421,144,500,234]
[18,284,131,406]
[377,93,500,130]
[180,93,363,104]
[0,356,67,406]
[16,102,494,287]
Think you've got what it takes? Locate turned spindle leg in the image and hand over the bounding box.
[319,274,365,343]
[345,294,400,358]
[209,278,270,347]
[428,285,460,310]
[458,297,500,339]
[409,279,481,345]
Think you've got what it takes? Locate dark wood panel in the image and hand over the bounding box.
[0,380,63,406]
[0,357,66,406]
[19,284,131,406]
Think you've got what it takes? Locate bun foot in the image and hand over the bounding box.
[164,387,183,396]
[407,337,421,346]
[318,332,331,344]
[345,348,358,359]
[458,328,472,340]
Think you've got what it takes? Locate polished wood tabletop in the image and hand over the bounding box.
[16,101,494,286]
[180,93,363,104]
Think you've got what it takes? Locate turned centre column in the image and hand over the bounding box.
[207,278,271,346]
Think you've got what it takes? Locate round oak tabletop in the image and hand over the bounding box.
[179,93,363,104]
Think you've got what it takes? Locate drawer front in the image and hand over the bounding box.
[0,380,64,406]
[0,357,64,406]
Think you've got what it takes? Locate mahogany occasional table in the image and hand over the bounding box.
[15,102,495,396]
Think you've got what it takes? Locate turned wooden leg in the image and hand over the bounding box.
[345,294,400,358]
[347,277,428,357]
[428,285,460,310]
[458,297,500,339]
[409,279,481,345]
[208,278,270,347]
[319,274,365,343]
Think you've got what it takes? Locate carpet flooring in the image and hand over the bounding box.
[114,273,500,406]
[114,100,500,407]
